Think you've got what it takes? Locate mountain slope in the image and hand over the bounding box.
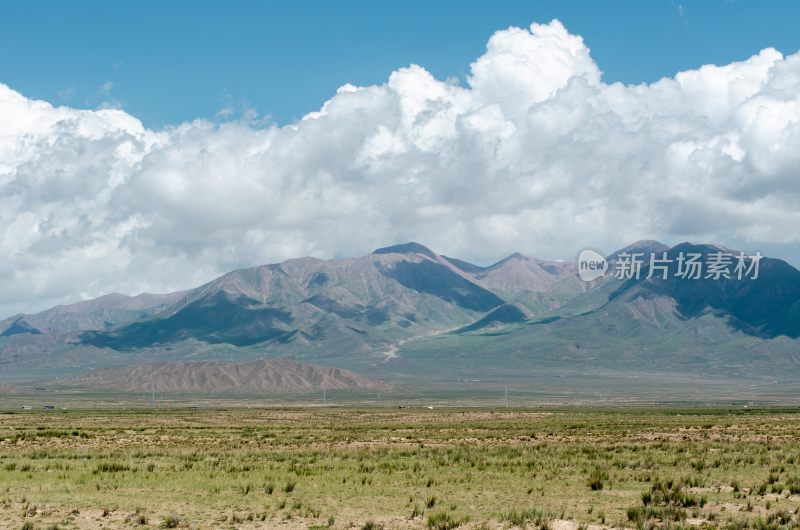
[388,241,800,383]
[609,243,800,338]
[443,253,577,314]
[0,291,188,335]
[79,243,504,354]
[392,291,800,384]
[58,358,389,394]
[82,292,297,349]
[456,304,527,333]
[0,318,42,337]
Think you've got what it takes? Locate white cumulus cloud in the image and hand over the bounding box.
[2,19,800,316]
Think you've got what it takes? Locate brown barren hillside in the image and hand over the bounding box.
[60,358,389,394]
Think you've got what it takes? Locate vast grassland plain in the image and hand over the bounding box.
[2,407,800,530]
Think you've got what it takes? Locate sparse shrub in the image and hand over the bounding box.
[588,467,608,490]
[642,491,652,506]
[767,510,793,526]
[161,515,180,528]
[627,479,703,527]
[501,508,547,527]
[427,511,468,529]
[94,462,130,473]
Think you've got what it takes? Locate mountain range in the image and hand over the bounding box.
[2,241,799,395]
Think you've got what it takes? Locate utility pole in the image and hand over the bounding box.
[504,385,509,408]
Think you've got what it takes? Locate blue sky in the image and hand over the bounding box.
[3,0,800,127]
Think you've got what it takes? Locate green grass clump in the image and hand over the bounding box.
[94,461,131,473]
[161,515,181,528]
[628,479,707,528]
[501,508,547,527]
[427,511,469,529]
[588,467,608,490]
[786,477,800,495]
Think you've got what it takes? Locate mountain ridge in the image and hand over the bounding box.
[58,357,389,394]
[2,240,799,391]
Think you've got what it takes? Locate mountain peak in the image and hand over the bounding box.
[480,252,528,271]
[372,242,437,259]
[669,241,735,255]
[608,240,669,259]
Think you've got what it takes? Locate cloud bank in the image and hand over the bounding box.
[2,20,800,316]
